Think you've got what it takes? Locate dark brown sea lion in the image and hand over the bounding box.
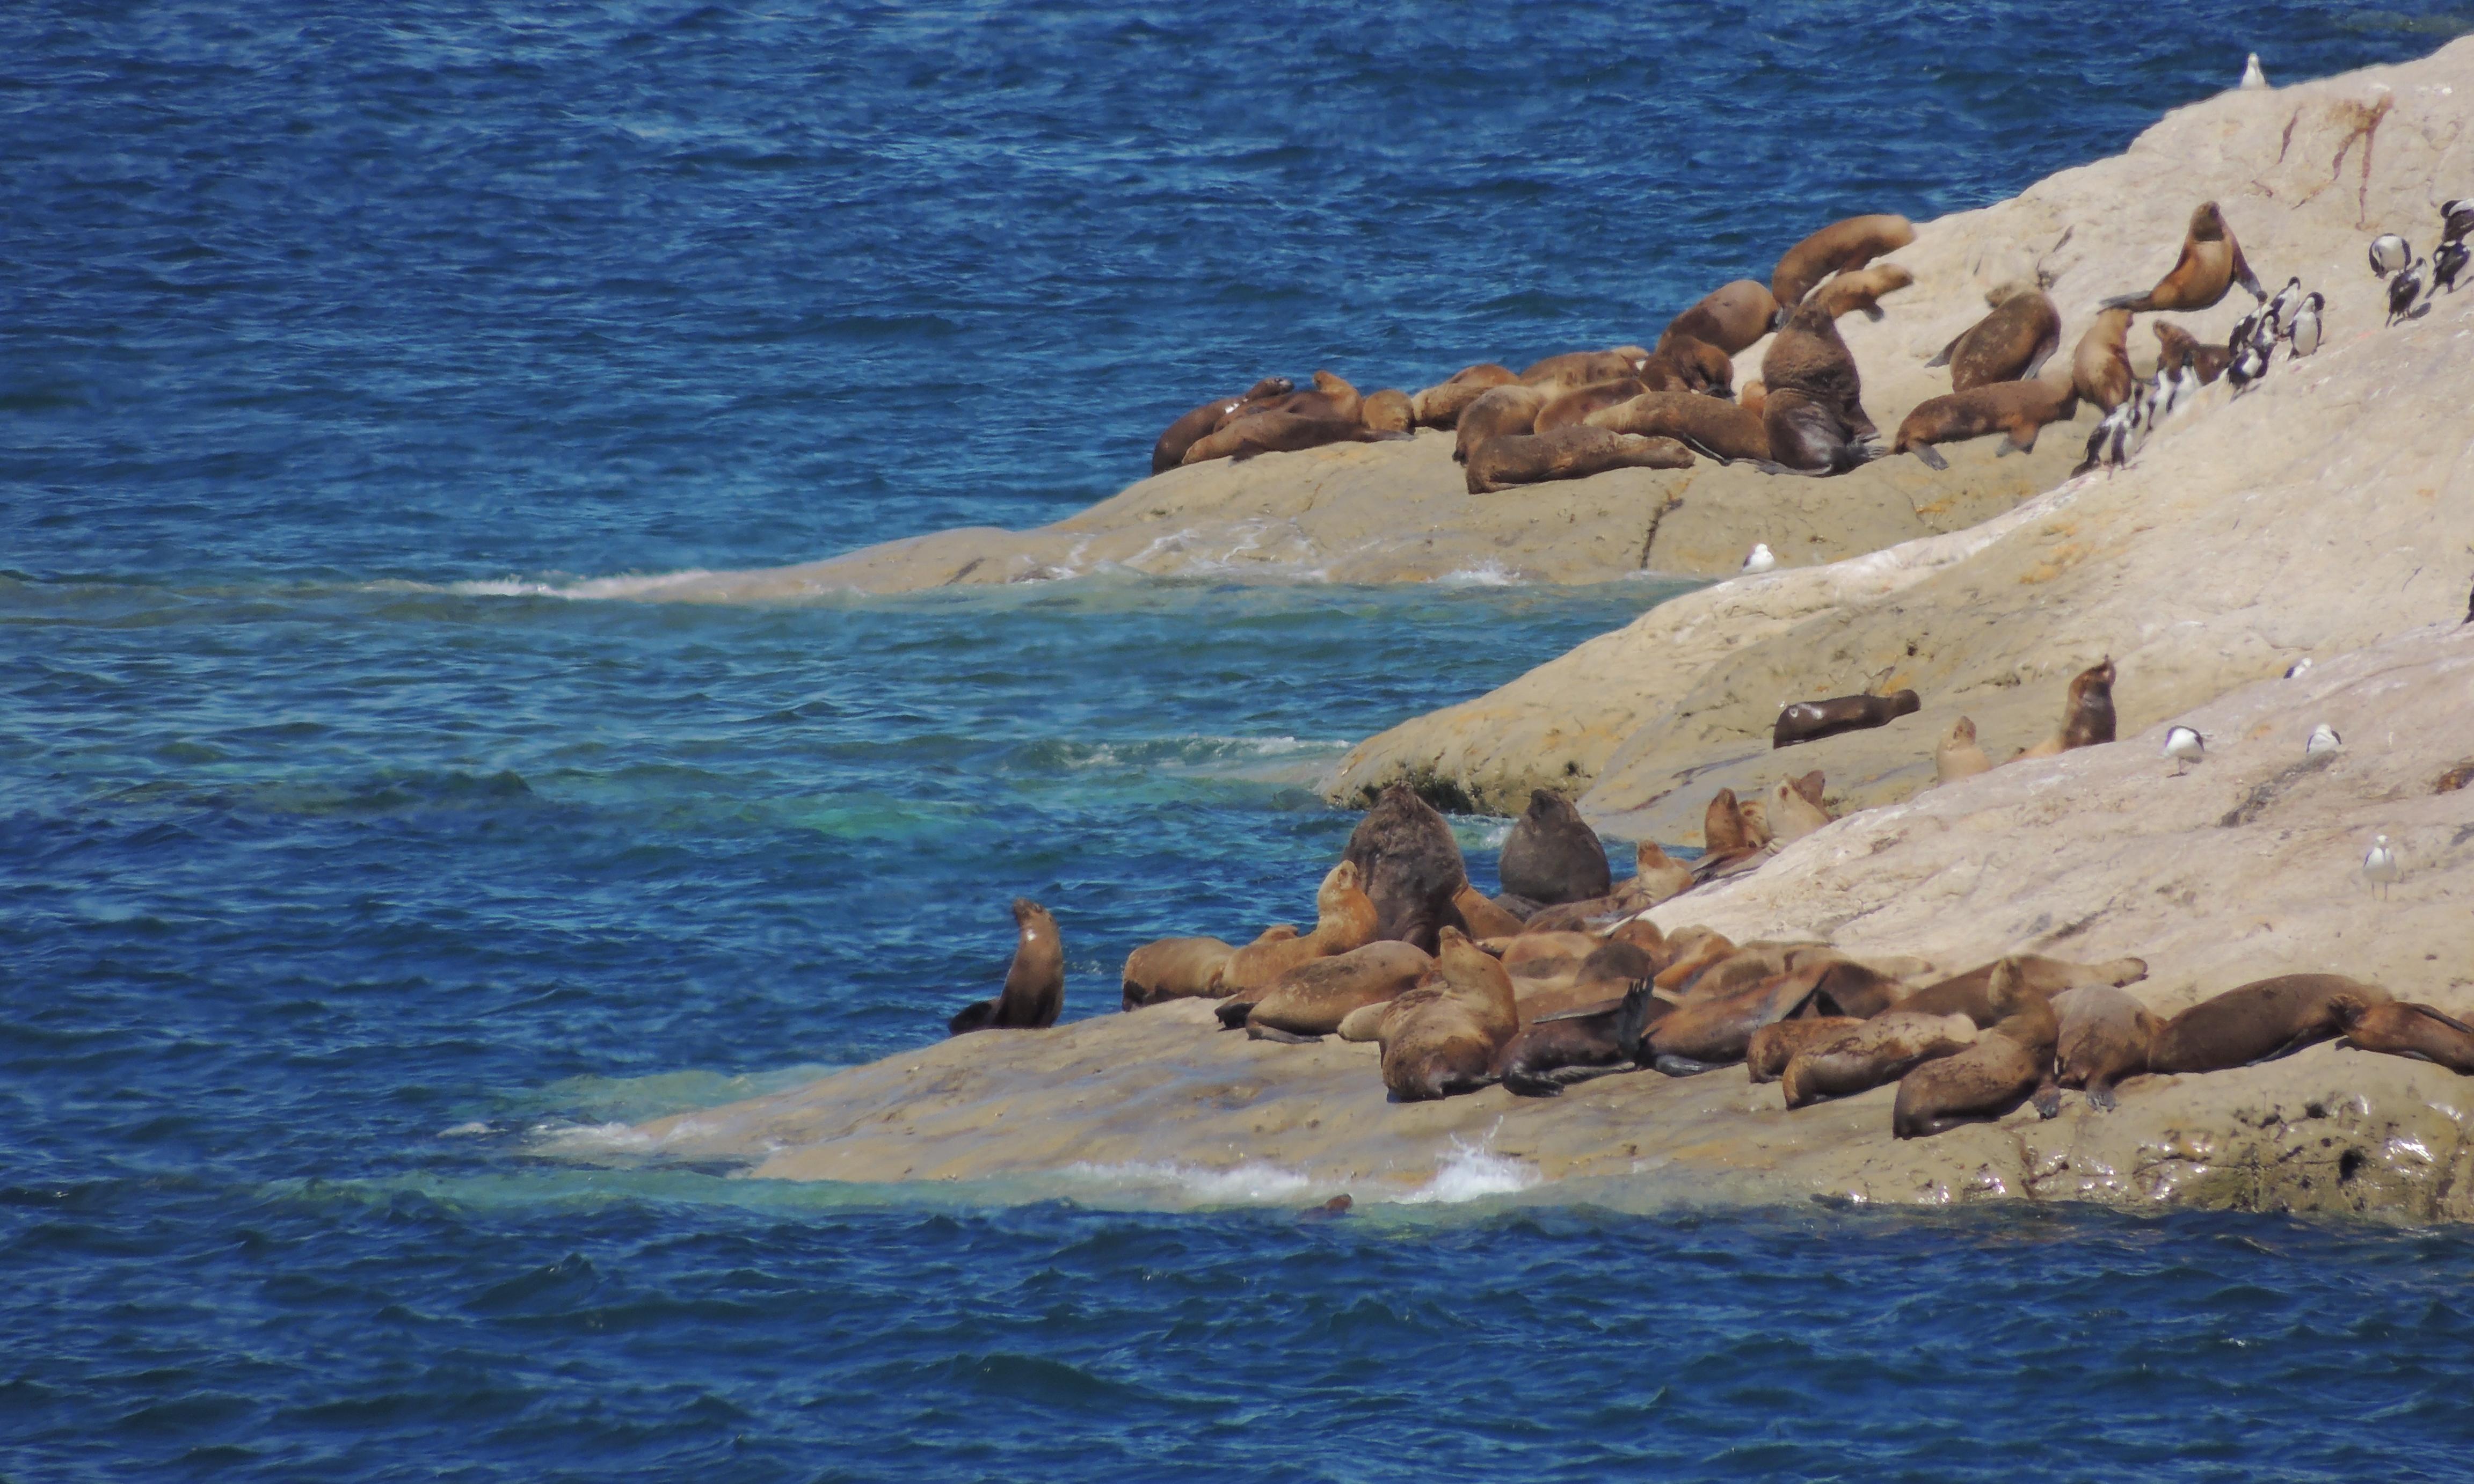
[2070,308,2138,412]
[1120,935,1236,1009]
[1376,927,1520,1101]
[1152,377,1294,474]
[1411,363,1519,428]
[1180,413,1400,466]
[2151,321,2231,384]
[1519,346,1654,393]
[1661,279,1780,357]
[1498,985,1675,1097]
[2339,1001,2474,1075]
[1359,387,1415,434]
[1464,427,1693,494]
[1764,297,1876,434]
[1642,963,1825,1075]
[1747,1015,1863,1083]
[1892,380,2081,470]
[1782,1009,1980,1109]
[2015,659,2117,759]
[2103,201,2264,313]
[1772,690,1920,748]
[1891,958,2060,1137]
[1453,384,1549,464]
[1812,263,1915,320]
[1497,788,1612,907]
[1450,885,1529,939]
[2146,974,2393,1074]
[2043,984,2166,1111]
[1218,861,1380,995]
[948,898,1065,1034]
[1929,285,2062,391]
[1771,214,1916,322]
[1892,954,2148,1027]
[1240,940,1435,1036]
[1342,783,1469,954]
[1585,389,1771,463]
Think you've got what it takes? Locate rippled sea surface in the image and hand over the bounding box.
[10,2,2474,1478]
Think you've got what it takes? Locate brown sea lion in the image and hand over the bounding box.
[2044,984,2166,1111]
[1450,885,1529,939]
[1704,787,1751,854]
[2151,321,2232,384]
[1893,954,2149,1027]
[1585,389,1770,463]
[1629,841,1697,907]
[2339,1001,2474,1075]
[1342,783,1468,954]
[1513,940,1659,1023]
[2070,308,2138,412]
[1152,377,1294,474]
[1929,285,2062,390]
[1647,334,1738,397]
[1498,981,1677,1096]
[1892,379,2080,470]
[1747,1015,1864,1083]
[1782,1010,1980,1109]
[1496,930,1600,978]
[1359,388,1414,434]
[1771,214,1916,322]
[1240,940,1435,1036]
[1226,368,1362,426]
[1464,427,1693,495]
[1377,927,1520,1101]
[1661,279,1780,357]
[1737,380,1767,417]
[2147,974,2393,1074]
[1808,958,1913,1019]
[2014,659,2117,760]
[948,898,1065,1034]
[1453,384,1548,464]
[1411,363,1519,428]
[1767,775,1835,844]
[1519,346,1653,393]
[1218,860,1380,994]
[1772,690,1920,748]
[1643,961,1827,1074]
[1891,958,2059,1137]
[1764,297,1876,435]
[1935,716,1993,784]
[1813,263,1915,321]
[2102,201,2264,314]
[1533,378,1651,433]
[1498,788,1612,907]
[1120,935,1236,1009]
[1180,413,1401,466]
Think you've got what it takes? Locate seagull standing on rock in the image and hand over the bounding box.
[1742,543,1777,574]
[2364,834,2402,899]
[2240,53,2268,89]
[2164,725,2205,775]
[2306,723,2342,754]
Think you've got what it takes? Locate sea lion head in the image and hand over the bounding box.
[1948,716,1976,744]
[2190,202,2228,242]
[1245,375,1294,400]
[1660,334,1737,397]
[1310,369,1353,396]
[1888,689,1922,718]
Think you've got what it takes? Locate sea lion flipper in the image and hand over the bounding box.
[2099,292,2151,312]
[2406,1002,2474,1038]
[2087,1084,2119,1112]
[1652,1054,1723,1078]
[1911,443,1949,470]
[1924,333,1960,369]
[948,1000,996,1036]
[2031,1080,2062,1119]
[1247,1025,1323,1044]
[1214,999,1255,1030]
[2249,1030,2328,1066]
[1614,979,1656,1059]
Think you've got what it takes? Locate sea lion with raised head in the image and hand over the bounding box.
[1782,1010,1980,1109]
[2146,974,2393,1074]
[948,898,1066,1034]
[1892,953,2148,1027]
[1519,346,1653,394]
[1497,788,1612,907]
[1359,387,1414,434]
[1237,939,1435,1036]
[1376,927,1521,1101]
[1453,384,1549,464]
[2103,201,2264,313]
[1411,363,1519,428]
[1464,427,1693,494]
[1585,389,1771,463]
[2151,321,2232,385]
[1935,716,1992,784]
[1771,214,1917,323]
[1891,958,2060,1137]
[1152,377,1293,474]
[1342,783,1468,954]
[1892,379,2081,469]
[1773,690,1920,747]
[1759,301,1878,472]
[1120,935,1237,1009]
[1661,279,1780,357]
[1813,263,1915,321]
[1929,285,2062,390]
[2043,984,2166,1110]
[2339,1001,2474,1075]
[1767,774,1835,844]
[1218,860,1380,995]
[2013,659,2117,760]
[2070,308,2138,412]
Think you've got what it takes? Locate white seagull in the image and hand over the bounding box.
[2305,723,2342,755]
[2163,725,2206,775]
[1742,543,1777,574]
[2240,54,2268,89]
[2363,834,2402,899]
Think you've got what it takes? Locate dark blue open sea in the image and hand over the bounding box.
[12,3,2474,1479]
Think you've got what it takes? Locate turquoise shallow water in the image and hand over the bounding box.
[10,1,2474,1478]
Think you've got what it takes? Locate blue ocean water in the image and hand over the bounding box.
[9,2,2474,1478]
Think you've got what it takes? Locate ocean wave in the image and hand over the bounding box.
[1396,1132,1545,1204]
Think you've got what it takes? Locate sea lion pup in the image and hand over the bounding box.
[1359,388,1415,434]
[1451,884,1529,939]
[1892,953,2149,1027]
[2146,974,2394,1074]
[1452,384,1548,464]
[2102,201,2264,313]
[1218,861,1380,995]
[1120,935,1236,1009]
[1770,214,1917,323]
[1179,412,1400,466]
[1747,1015,1863,1083]
[2069,308,2138,413]
[1377,927,1520,1101]
[2151,321,2232,385]
[1152,377,1294,474]
[1239,940,1435,1036]
[2338,1001,2474,1075]
[1934,716,1993,784]
[1464,427,1693,495]
[2042,984,2167,1111]
[1342,783,1468,954]
[1767,775,1834,844]
[1661,279,1780,357]
[1891,958,2059,1137]
[1497,788,1612,907]
[1812,263,1915,321]
[948,898,1065,1034]
[1772,690,1920,748]
[1927,284,2062,390]
[2013,658,2117,760]
[1891,379,2081,470]
[1585,389,1771,463]
[1781,1010,1980,1109]
[1518,346,1653,394]
[1411,363,1518,428]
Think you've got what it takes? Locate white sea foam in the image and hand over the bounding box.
[1057,1159,1321,1205]
[1434,561,1522,587]
[1394,1131,1544,1204]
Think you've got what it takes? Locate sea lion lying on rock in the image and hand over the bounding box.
[1892,958,2059,1137]
[1661,279,1779,357]
[1892,379,2080,470]
[1497,789,1611,907]
[1120,935,1236,1009]
[1342,783,1468,954]
[1773,691,1919,748]
[1519,346,1653,394]
[1217,860,1379,996]
[1181,412,1403,465]
[1782,1010,1980,1109]
[948,898,1065,1035]
[1359,388,1414,434]
[1450,885,1529,939]
[1411,363,1518,428]
[1747,1015,1863,1083]
[1927,283,2061,390]
[1233,940,1435,1037]
[1453,385,1548,464]
[2042,983,2167,1111]
[1152,377,1292,474]
[1892,953,2148,1027]
[1641,957,1829,1075]
[1498,985,1673,1097]
[2146,974,2392,1074]
[1585,389,1771,463]
[1464,427,1693,494]
[1375,927,1520,1101]
[2338,1001,2474,1074]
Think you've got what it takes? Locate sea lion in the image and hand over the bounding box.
[1342,783,1468,953]
[1533,378,1651,433]
[1893,954,2149,1027]
[1519,346,1654,394]
[1770,214,1917,322]
[1628,841,1697,906]
[1359,387,1414,434]
[2069,308,2138,413]
[1782,1010,1980,1109]
[2014,659,2116,759]
[1643,961,1827,1074]
[1451,885,1529,939]
[1496,930,1600,979]
[1464,427,1693,495]
[2103,201,2264,314]
[1704,786,1751,854]
[1934,716,1993,784]
[1891,958,2060,1137]
[1773,691,1919,748]
[1226,368,1362,426]
[1152,377,1294,474]
[1929,285,2062,391]
[1218,860,1380,994]
[1513,940,1659,1023]
[2044,984,2166,1110]
[1453,384,1548,464]
[1585,390,1771,463]
[1241,940,1435,1036]
[948,898,1065,1034]
[1411,363,1519,429]
[1376,927,1520,1101]
[1747,1015,1864,1083]
[1497,788,1612,907]
[2151,321,2232,385]
[1760,301,1878,472]
[1120,935,1236,1009]
[1767,775,1834,843]
[1498,986,1676,1096]
[1660,279,1780,357]
[1180,413,1400,466]
[1812,263,1915,321]
[2147,974,2393,1074]
[1648,334,1737,397]
[1807,957,1913,1019]
[1891,379,2080,470]
[2339,1001,2474,1075]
